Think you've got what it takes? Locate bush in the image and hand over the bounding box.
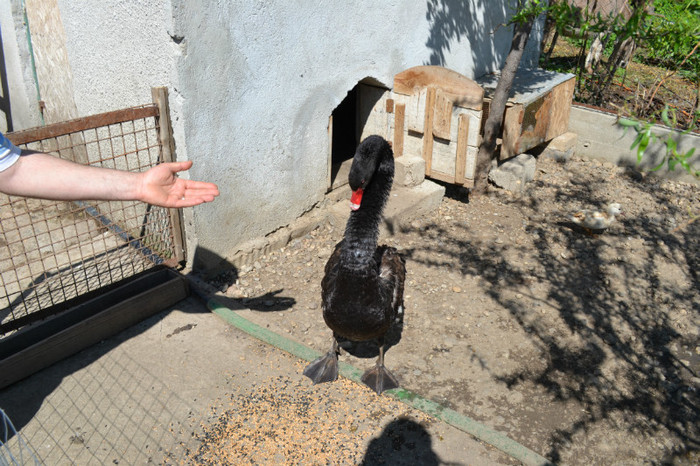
[639,0,700,81]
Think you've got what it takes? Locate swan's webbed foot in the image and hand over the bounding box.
[361,342,399,394]
[303,341,339,384]
[361,364,399,394]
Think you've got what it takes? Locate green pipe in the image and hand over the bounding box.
[207,298,553,466]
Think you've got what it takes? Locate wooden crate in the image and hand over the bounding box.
[391,66,484,187]
[477,69,575,160]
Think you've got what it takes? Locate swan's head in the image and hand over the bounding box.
[348,135,390,210]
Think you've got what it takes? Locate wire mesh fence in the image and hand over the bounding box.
[1,408,40,466]
[1,103,184,338]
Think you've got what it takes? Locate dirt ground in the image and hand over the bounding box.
[207,154,699,465]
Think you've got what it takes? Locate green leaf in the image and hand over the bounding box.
[637,131,651,161]
[618,118,640,128]
[661,107,671,126]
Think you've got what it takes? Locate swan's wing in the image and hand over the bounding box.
[377,246,406,313]
[321,240,343,311]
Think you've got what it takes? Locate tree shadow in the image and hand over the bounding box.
[399,166,699,463]
[424,0,545,77]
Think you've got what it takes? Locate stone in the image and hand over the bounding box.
[541,131,577,162]
[394,155,426,187]
[488,153,536,193]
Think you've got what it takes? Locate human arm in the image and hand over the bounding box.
[0,150,219,208]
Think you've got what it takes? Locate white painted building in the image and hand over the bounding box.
[0,1,545,272]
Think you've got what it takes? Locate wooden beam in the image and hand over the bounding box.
[455,113,469,184]
[432,88,453,140]
[393,65,484,110]
[393,103,405,157]
[152,87,186,265]
[422,87,436,176]
[327,115,334,189]
[7,106,159,146]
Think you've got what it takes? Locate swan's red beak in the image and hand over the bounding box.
[350,188,363,211]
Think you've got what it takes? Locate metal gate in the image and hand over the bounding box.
[0,88,186,341]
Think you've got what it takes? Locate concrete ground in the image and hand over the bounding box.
[0,295,519,465]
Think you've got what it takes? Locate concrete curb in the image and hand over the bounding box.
[568,104,700,184]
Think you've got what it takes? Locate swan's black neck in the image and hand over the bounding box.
[340,140,394,273]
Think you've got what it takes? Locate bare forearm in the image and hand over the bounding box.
[0,151,144,201]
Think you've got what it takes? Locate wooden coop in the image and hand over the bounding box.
[0,88,189,388]
[333,66,574,188]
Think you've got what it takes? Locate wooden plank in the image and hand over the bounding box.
[394,103,405,157]
[428,170,454,184]
[546,77,575,140]
[455,113,469,184]
[516,92,553,157]
[394,65,483,110]
[152,87,186,265]
[8,106,159,146]
[422,87,436,176]
[327,114,334,189]
[386,99,394,113]
[500,104,524,160]
[432,88,453,140]
[24,0,79,124]
[0,269,189,389]
[407,88,427,133]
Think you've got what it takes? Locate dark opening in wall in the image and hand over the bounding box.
[330,86,358,168]
[328,79,387,189]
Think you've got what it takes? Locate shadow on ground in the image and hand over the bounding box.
[400,172,699,463]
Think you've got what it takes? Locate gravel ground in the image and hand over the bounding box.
[205,154,699,465]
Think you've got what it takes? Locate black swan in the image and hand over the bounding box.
[303,135,406,394]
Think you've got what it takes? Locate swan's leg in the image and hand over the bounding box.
[303,339,339,384]
[361,339,399,395]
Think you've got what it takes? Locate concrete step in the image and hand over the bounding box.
[328,180,445,236]
[228,180,445,269]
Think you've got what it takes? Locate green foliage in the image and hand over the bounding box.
[618,106,699,178]
[509,0,547,24]
[641,0,700,80]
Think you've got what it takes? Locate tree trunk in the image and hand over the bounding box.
[472,17,535,195]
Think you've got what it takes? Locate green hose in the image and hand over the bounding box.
[207,298,553,466]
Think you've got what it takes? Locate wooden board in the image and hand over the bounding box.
[478,70,575,160]
[421,87,437,176]
[433,88,454,140]
[8,106,159,146]
[24,0,79,124]
[394,66,484,110]
[0,268,189,389]
[393,103,405,157]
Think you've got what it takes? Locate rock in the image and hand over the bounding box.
[489,154,536,193]
[541,132,577,162]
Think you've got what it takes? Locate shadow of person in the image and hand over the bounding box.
[361,417,460,466]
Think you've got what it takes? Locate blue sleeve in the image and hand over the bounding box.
[0,131,22,172]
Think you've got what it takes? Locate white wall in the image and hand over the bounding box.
[3,0,544,271]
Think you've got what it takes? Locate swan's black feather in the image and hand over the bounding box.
[304,135,406,394]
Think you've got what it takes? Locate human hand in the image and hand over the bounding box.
[139,161,219,208]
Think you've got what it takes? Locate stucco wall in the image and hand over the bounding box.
[3,0,545,272]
